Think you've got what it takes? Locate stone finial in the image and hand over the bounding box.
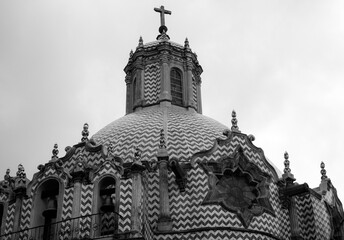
[320,161,328,180]
[184,38,190,49]
[129,49,133,58]
[134,147,142,162]
[138,36,143,48]
[107,142,114,157]
[231,110,240,132]
[283,151,291,173]
[81,123,89,142]
[17,164,25,177]
[4,169,10,180]
[52,143,59,160]
[159,129,167,149]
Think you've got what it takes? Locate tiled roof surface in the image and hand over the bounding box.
[92,106,228,163]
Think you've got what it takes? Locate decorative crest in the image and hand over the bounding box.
[231,110,240,132]
[283,151,291,173]
[81,123,89,142]
[52,143,59,160]
[320,161,328,180]
[159,129,166,149]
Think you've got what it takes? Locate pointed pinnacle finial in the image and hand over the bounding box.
[129,49,133,58]
[138,36,143,48]
[184,38,190,49]
[231,110,240,132]
[159,129,166,149]
[81,123,89,142]
[283,151,291,173]
[52,143,59,160]
[320,161,328,180]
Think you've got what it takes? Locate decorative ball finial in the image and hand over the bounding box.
[231,110,240,132]
[81,123,89,142]
[52,143,59,159]
[320,161,328,180]
[159,129,167,149]
[283,151,291,173]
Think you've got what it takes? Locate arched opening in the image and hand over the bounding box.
[98,176,117,236]
[170,68,183,105]
[32,179,60,239]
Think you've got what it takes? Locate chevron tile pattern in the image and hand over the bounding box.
[194,134,275,178]
[59,187,74,239]
[267,182,290,239]
[323,188,334,205]
[118,178,132,233]
[295,194,317,239]
[142,172,154,240]
[31,165,68,195]
[155,229,276,240]
[144,62,161,105]
[147,171,160,231]
[4,203,15,238]
[62,146,104,174]
[93,161,119,182]
[0,192,8,201]
[19,197,33,238]
[101,212,116,235]
[169,167,243,231]
[93,108,163,164]
[79,184,93,238]
[62,187,74,221]
[167,108,226,161]
[311,195,331,240]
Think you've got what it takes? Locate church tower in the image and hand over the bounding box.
[0,5,343,240]
[124,6,202,114]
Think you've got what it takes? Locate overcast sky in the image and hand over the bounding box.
[0,1,343,200]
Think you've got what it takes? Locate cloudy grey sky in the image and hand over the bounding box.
[0,1,343,200]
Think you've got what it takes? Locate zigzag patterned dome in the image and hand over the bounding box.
[92,106,228,163]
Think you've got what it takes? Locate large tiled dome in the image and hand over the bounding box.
[92,105,228,163]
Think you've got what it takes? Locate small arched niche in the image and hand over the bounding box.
[31,178,63,239]
[94,176,119,237]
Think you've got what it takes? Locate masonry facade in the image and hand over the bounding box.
[1,6,343,240]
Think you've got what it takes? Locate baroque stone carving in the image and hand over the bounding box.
[200,147,274,228]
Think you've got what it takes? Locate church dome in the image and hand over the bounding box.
[92,105,228,163]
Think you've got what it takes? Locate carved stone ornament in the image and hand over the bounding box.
[200,147,274,228]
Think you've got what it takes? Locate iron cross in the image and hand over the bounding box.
[154,5,171,26]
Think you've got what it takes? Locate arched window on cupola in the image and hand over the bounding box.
[31,178,62,239]
[170,68,183,106]
[97,176,118,237]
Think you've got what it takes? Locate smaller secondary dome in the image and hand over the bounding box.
[92,106,228,163]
